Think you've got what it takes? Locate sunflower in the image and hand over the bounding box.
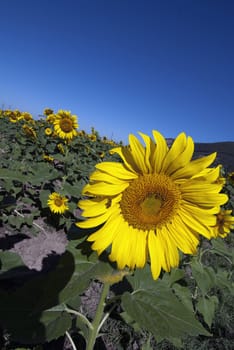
[45,127,52,136]
[212,209,234,237]
[46,113,57,123]
[22,125,37,139]
[22,112,33,122]
[43,154,54,162]
[57,143,65,154]
[89,134,97,142]
[53,110,78,140]
[43,108,54,116]
[47,192,69,214]
[227,171,234,185]
[77,131,228,279]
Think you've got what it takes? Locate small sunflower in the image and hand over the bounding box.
[212,209,234,237]
[47,192,69,214]
[89,134,97,142]
[43,154,54,162]
[46,113,57,123]
[8,111,22,123]
[45,127,53,136]
[77,130,228,280]
[227,172,234,185]
[22,112,33,122]
[44,108,54,116]
[22,125,37,139]
[57,143,65,154]
[53,110,78,140]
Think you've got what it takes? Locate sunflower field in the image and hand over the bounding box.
[0,108,233,350]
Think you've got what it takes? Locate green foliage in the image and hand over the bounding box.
[0,111,233,349]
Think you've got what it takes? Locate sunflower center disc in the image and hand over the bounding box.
[120,173,181,230]
[54,199,63,207]
[60,118,73,132]
[140,195,162,216]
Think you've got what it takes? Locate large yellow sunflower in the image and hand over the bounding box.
[48,192,69,214]
[77,131,228,279]
[53,110,78,140]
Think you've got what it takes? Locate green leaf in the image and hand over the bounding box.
[0,251,25,277]
[39,189,51,208]
[191,258,216,295]
[121,283,210,345]
[126,264,158,290]
[211,238,234,263]
[161,268,185,287]
[196,295,218,328]
[0,168,25,182]
[172,283,194,312]
[215,268,234,294]
[39,308,72,342]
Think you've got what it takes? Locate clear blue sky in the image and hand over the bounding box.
[1,0,234,143]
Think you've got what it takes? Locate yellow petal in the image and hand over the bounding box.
[130,228,147,268]
[129,134,148,173]
[90,171,127,184]
[138,132,155,173]
[168,219,198,254]
[159,227,179,269]
[178,208,212,239]
[95,162,138,180]
[82,182,129,196]
[152,130,168,173]
[161,132,187,172]
[148,231,163,280]
[77,206,115,228]
[182,192,228,207]
[88,209,122,254]
[171,152,217,179]
[110,146,138,173]
[166,136,194,175]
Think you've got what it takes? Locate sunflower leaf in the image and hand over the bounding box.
[121,284,210,344]
[196,295,219,328]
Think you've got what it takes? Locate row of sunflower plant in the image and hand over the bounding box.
[0,107,233,350]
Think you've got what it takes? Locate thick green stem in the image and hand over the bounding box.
[86,282,110,350]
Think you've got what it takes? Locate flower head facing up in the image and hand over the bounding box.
[53,110,78,140]
[48,192,69,214]
[77,131,228,280]
[45,127,52,136]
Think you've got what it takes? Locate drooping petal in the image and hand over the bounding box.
[178,207,213,239]
[130,228,147,268]
[159,227,179,269]
[148,230,163,280]
[167,219,198,254]
[109,219,134,269]
[88,208,122,254]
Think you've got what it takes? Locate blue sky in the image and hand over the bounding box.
[1,0,234,143]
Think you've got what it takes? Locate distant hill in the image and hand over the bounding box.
[194,141,234,172]
[166,139,234,172]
